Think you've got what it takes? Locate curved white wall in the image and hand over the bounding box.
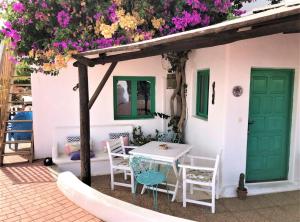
[57,171,194,222]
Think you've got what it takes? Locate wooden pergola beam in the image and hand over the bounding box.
[88,62,118,109]
[90,16,299,65]
[73,54,95,67]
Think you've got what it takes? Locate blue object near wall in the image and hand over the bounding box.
[70,150,95,161]
[9,111,33,140]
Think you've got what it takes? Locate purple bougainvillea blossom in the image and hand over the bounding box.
[9,56,18,64]
[35,12,49,21]
[12,2,25,13]
[233,9,246,16]
[172,10,201,31]
[1,22,21,50]
[40,1,48,8]
[93,12,102,20]
[214,0,231,13]
[57,11,71,28]
[201,15,210,26]
[186,0,207,11]
[0,1,8,9]
[107,3,118,23]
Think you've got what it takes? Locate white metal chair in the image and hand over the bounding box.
[179,150,222,213]
[106,136,136,193]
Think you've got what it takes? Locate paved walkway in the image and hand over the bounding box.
[1,157,299,222]
[0,160,102,222]
[93,174,300,222]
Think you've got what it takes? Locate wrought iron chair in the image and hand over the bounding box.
[157,131,183,144]
[179,150,222,213]
[106,136,136,193]
[129,156,171,210]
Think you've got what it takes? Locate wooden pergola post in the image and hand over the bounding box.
[77,63,91,185]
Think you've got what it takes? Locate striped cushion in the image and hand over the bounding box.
[109,132,130,140]
[65,136,94,150]
[186,170,213,183]
[66,136,80,143]
[116,159,129,167]
[107,138,123,154]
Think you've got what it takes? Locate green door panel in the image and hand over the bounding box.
[246,69,294,182]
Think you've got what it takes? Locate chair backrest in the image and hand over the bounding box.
[212,149,222,182]
[129,156,152,177]
[106,136,125,162]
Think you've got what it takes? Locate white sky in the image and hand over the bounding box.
[242,0,271,11]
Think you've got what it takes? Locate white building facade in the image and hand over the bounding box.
[32,33,300,197]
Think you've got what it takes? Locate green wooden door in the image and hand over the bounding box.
[246,69,294,182]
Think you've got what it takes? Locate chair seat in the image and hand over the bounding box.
[186,169,213,183]
[136,170,166,186]
[114,159,129,167]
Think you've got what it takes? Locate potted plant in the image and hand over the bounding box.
[237,173,248,200]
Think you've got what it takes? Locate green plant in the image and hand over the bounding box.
[151,112,184,143]
[131,126,154,146]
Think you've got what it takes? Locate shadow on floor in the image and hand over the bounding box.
[1,161,56,184]
[92,174,300,222]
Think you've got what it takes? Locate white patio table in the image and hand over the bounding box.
[129,141,192,202]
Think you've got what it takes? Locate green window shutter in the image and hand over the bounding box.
[113,76,156,120]
[196,70,210,119]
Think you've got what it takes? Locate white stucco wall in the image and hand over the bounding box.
[184,33,300,196]
[32,56,167,158]
[223,34,300,195]
[185,45,228,157]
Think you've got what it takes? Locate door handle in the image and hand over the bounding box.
[248,120,255,125]
[248,120,255,135]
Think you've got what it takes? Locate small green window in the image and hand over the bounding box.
[113,76,155,120]
[196,70,210,119]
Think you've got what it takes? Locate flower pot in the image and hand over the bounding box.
[237,188,248,200]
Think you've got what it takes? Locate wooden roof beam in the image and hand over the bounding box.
[90,17,299,65]
[73,54,95,67]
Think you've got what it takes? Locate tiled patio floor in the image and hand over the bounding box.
[1,156,299,222]
[92,174,300,222]
[0,158,102,222]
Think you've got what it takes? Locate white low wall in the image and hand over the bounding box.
[57,172,195,222]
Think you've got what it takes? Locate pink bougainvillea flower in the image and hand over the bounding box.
[172,10,201,31]
[9,56,18,64]
[0,0,8,10]
[57,11,71,28]
[107,3,118,23]
[41,1,48,8]
[12,2,25,13]
[35,12,49,21]
[233,9,246,16]
[4,21,12,29]
[93,12,102,20]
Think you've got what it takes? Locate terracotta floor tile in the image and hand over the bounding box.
[2,156,300,222]
[0,159,102,222]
